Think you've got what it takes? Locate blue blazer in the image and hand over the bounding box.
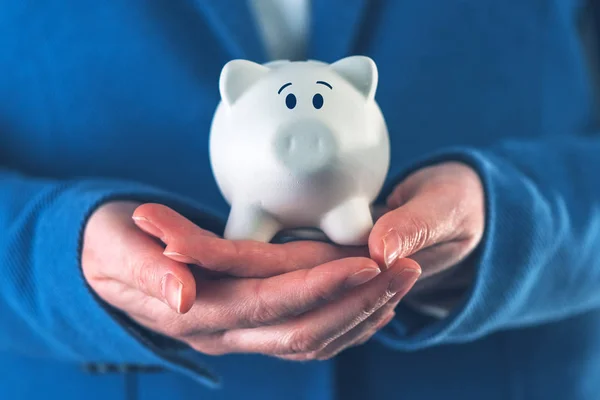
[1,0,600,398]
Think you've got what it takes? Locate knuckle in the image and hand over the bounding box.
[357,294,389,320]
[359,306,376,321]
[403,217,432,252]
[81,261,101,285]
[247,281,282,326]
[132,255,159,294]
[229,241,244,264]
[304,270,335,304]
[284,330,326,354]
[249,302,279,326]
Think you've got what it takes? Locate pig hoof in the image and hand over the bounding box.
[320,197,373,246]
[224,204,281,243]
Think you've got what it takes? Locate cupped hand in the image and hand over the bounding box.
[83,202,421,361]
[369,162,485,280]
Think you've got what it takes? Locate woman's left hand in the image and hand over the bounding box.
[369,162,486,280]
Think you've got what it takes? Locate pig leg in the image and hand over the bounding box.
[319,197,373,246]
[224,203,282,243]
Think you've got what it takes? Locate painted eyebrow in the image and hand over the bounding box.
[278,82,292,94]
[316,81,333,89]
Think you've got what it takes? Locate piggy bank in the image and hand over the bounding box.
[209,56,390,246]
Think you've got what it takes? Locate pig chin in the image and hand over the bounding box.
[251,158,352,225]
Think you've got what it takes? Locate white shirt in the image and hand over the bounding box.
[248,0,310,61]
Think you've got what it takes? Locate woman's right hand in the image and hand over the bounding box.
[82,202,420,360]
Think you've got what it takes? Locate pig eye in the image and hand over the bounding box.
[285,93,297,109]
[312,93,324,109]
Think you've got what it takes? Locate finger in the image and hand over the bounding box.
[369,186,459,271]
[180,257,381,332]
[132,203,218,241]
[163,238,368,278]
[163,237,369,279]
[115,230,197,314]
[211,258,421,356]
[134,204,369,277]
[275,311,396,362]
[313,301,399,360]
[355,311,396,345]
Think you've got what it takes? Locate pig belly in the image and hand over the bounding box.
[249,169,369,228]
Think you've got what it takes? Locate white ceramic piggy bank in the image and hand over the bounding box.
[209,56,390,246]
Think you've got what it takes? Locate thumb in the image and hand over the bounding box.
[369,187,448,270]
[132,203,219,243]
[123,234,197,314]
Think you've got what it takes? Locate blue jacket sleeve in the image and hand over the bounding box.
[377,134,600,349]
[0,169,224,387]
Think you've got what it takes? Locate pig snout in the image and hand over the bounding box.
[273,119,337,174]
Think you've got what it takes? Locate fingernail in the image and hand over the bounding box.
[345,267,381,289]
[382,230,400,270]
[388,268,421,294]
[161,274,183,313]
[132,216,164,239]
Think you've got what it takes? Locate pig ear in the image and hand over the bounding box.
[220,60,269,106]
[330,56,378,101]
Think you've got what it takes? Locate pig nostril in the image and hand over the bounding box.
[317,137,324,151]
[287,136,296,152]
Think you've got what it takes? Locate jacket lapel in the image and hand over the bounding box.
[197,0,268,62]
[309,0,369,62]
